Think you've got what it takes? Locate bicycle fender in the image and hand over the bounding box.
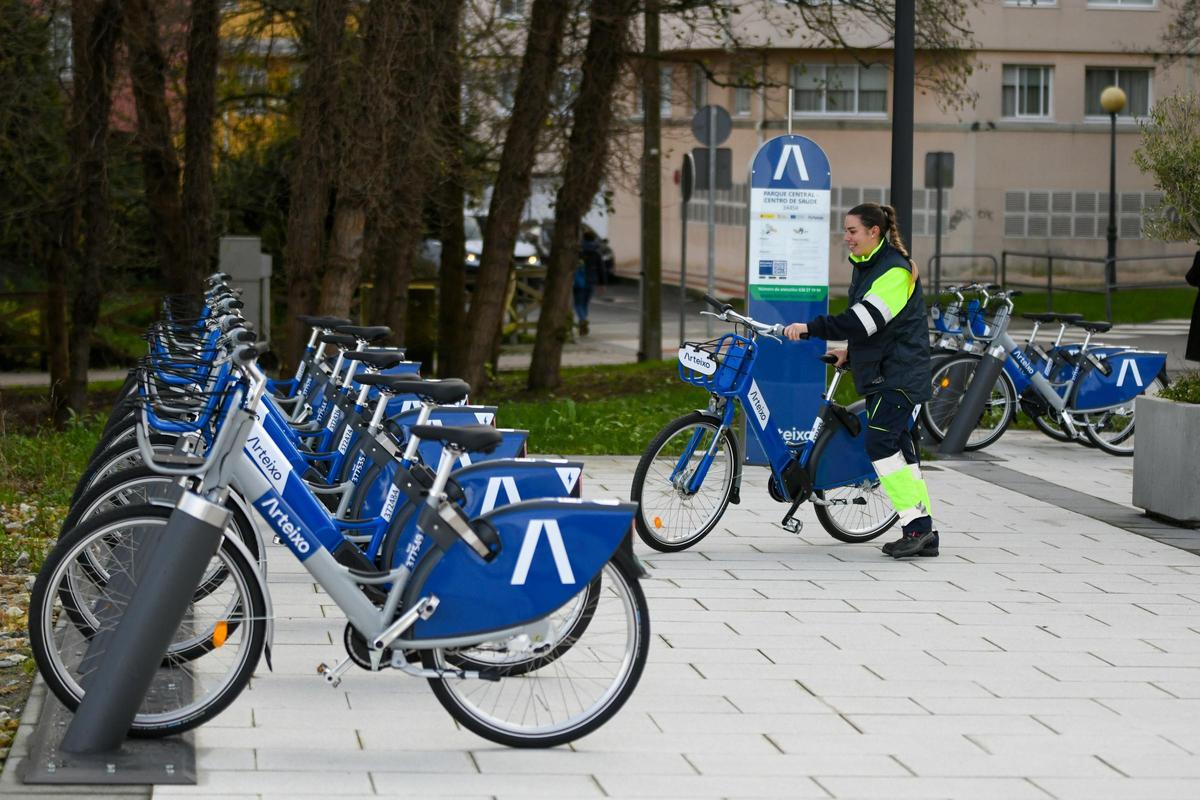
[809,399,877,492]
[416,428,528,469]
[402,499,635,640]
[221,526,276,671]
[1071,350,1167,412]
[827,404,862,438]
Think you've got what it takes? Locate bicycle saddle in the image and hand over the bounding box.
[297,314,352,329]
[334,324,391,342]
[355,375,470,404]
[1021,313,1060,323]
[318,333,358,347]
[1068,319,1112,333]
[409,423,502,453]
[818,353,840,366]
[343,350,406,369]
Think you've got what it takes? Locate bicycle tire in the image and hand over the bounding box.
[70,433,182,507]
[29,504,266,737]
[922,353,1015,451]
[630,411,737,552]
[807,419,899,542]
[422,555,649,748]
[1082,370,1168,457]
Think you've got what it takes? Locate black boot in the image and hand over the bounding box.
[883,530,939,557]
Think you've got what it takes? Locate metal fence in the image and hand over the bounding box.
[1000,251,1191,320]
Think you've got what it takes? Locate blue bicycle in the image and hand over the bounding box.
[630,296,902,552]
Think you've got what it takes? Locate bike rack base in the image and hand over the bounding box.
[19,686,195,786]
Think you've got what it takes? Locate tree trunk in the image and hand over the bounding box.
[639,0,662,363]
[283,0,349,368]
[319,205,366,317]
[435,65,467,377]
[46,248,71,427]
[125,0,189,295]
[461,0,568,391]
[528,0,637,391]
[181,0,221,290]
[67,0,123,416]
[365,0,463,344]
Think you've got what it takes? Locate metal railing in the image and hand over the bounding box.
[1000,251,1191,320]
[927,253,1000,297]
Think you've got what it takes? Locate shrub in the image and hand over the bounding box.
[1159,371,1200,404]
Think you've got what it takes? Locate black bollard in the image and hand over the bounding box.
[937,345,1008,456]
[60,492,228,754]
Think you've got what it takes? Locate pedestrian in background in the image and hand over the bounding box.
[574,229,606,336]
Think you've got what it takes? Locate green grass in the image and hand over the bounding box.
[1004,287,1193,325]
[0,418,103,571]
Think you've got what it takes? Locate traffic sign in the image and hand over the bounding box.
[691,104,731,147]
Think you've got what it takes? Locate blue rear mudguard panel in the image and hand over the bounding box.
[1071,350,1166,412]
[810,399,879,492]
[390,405,498,428]
[365,454,575,530]
[404,498,635,640]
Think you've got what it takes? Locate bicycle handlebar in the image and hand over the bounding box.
[700,294,784,341]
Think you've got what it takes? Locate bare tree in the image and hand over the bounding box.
[435,20,468,378]
[528,0,638,391]
[124,0,190,294]
[282,0,349,366]
[66,0,124,416]
[182,0,222,287]
[459,0,570,390]
[1161,0,1198,58]
[365,0,464,343]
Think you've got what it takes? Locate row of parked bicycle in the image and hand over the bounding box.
[29,272,649,748]
[919,283,1168,456]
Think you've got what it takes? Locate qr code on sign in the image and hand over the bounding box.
[757,260,787,278]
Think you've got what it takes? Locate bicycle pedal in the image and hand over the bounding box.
[316,657,353,688]
[781,517,803,534]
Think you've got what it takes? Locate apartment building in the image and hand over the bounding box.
[608,0,1199,294]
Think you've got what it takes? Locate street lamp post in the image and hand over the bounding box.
[1100,85,1126,322]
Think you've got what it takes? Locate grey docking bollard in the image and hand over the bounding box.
[60,492,229,754]
[937,344,1007,456]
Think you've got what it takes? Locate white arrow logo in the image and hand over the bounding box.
[1116,357,1143,388]
[481,476,521,513]
[772,143,810,182]
[475,412,495,424]
[511,519,575,585]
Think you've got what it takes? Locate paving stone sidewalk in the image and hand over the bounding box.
[5,430,1200,799]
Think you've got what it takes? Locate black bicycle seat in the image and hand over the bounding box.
[1068,319,1113,333]
[343,350,406,369]
[355,375,470,404]
[297,315,351,329]
[1021,313,1060,323]
[818,353,840,365]
[1053,313,1084,322]
[318,333,358,347]
[409,424,501,453]
[334,324,391,342]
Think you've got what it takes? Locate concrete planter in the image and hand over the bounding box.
[1133,395,1200,526]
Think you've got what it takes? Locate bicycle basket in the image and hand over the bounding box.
[678,333,755,396]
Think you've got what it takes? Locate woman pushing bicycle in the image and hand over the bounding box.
[784,203,937,559]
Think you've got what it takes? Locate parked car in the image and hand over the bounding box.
[465,215,541,271]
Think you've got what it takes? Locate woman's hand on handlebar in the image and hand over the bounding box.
[783,322,809,341]
[828,348,848,368]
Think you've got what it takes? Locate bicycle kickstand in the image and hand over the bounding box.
[780,497,804,534]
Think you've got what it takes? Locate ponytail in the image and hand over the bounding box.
[848,201,918,283]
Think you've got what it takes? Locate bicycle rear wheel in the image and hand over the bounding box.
[922,354,1015,451]
[631,411,737,552]
[422,556,649,748]
[1082,371,1167,456]
[29,504,266,737]
[813,483,898,543]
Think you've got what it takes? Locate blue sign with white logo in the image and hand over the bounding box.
[745,135,831,464]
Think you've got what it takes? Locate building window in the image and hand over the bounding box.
[1004,0,1056,5]
[734,85,752,116]
[633,66,674,118]
[1001,65,1052,118]
[692,64,708,111]
[791,64,888,115]
[1002,189,1162,239]
[1084,68,1151,117]
[498,0,524,18]
[1087,0,1154,7]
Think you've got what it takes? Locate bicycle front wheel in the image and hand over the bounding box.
[422,556,649,748]
[29,504,266,737]
[922,354,1015,451]
[1082,371,1168,456]
[631,411,737,552]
